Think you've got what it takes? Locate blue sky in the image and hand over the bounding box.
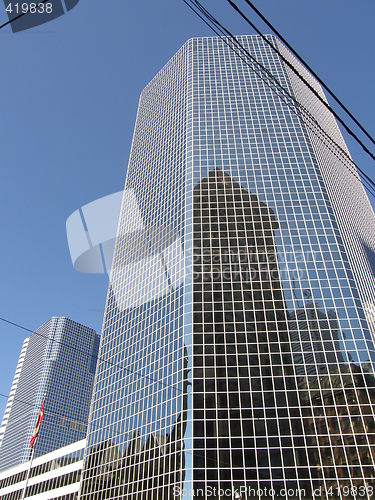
[0,0,374,420]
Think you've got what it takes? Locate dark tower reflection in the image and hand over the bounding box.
[192,169,305,495]
[289,301,344,381]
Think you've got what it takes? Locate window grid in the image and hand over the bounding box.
[80,36,375,499]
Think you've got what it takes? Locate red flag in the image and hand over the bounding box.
[30,398,45,447]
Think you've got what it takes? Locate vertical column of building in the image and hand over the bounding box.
[0,337,29,450]
[272,36,375,491]
[0,320,50,471]
[277,39,375,343]
[34,318,99,458]
[188,35,375,495]
[80,42,189,499]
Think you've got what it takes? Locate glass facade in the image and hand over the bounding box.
[0,318,99,472]
[80,36,375,499]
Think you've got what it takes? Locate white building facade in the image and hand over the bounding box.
[0,439,85,500]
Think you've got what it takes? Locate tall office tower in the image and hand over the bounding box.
[289,302,345,380]
[80,36,375,498]
[0,317,100,472]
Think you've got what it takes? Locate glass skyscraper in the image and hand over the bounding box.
[80,36,375,498]
[0,317,100,472]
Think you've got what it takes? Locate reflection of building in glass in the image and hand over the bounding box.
[192,170,303,493]
[80,36,375,498]
[299,364,375,489]
[289,302,345,380]
[0,318,99,472]
[81,348,189,499]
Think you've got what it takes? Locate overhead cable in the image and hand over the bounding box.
[238,0,375,148]
[226,0,375,164]
[183,0,375,198]
[0,316,183,397]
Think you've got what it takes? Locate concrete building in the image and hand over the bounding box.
[0,439,85,500]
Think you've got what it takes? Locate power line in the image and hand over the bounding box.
[0,316,188,453]
[237,0,375,149]
[183,0,375,199]
[2,0,375,197]
[0,316,184,398]
[187,0,375,199]
[0,312,300,430]
[0,320,264,471]
[0,391,269,481]
[225,0,375,165]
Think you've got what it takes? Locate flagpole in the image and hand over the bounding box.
[21,395,45,500]
[21,444,35,500]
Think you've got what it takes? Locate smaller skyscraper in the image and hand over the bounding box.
[0,317,100,472]
[289,300,345,380]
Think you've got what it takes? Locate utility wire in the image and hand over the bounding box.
[2,0,374,193]
[0,321,270,475]
[0,0,51,31]
[1,314,253,465]
[183,0,375,199]
[0,316,185,398]
[0,2,372,478]
[0,316,372,484]
[238,0,375,149]
[0,347,306,483]
[2,0,375,196]
[188,0,375,200]
[0,393,274,483]
[0,312,310,429]
[0,317,187,452]
[225,0,375,165]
